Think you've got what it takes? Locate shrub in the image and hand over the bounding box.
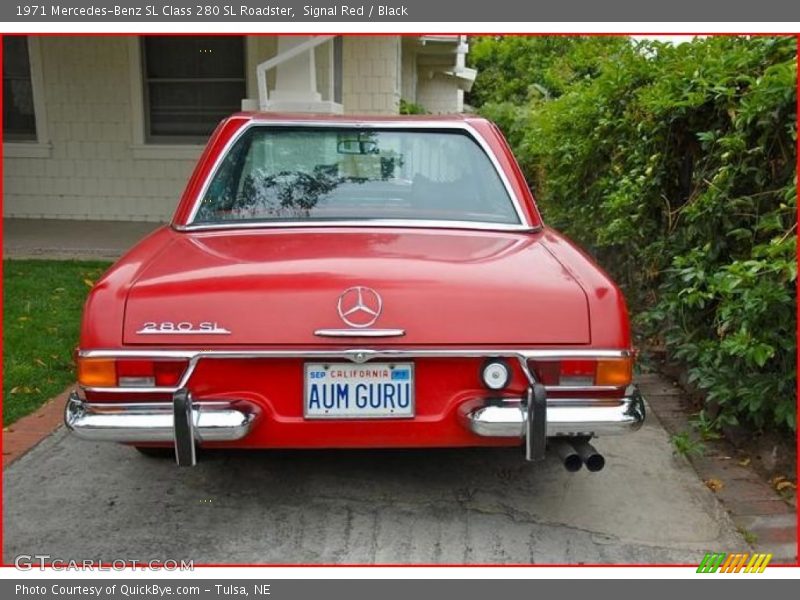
[399,99,428,115]
[477,36,797,431]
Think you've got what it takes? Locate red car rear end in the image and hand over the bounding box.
[66,114,644,469]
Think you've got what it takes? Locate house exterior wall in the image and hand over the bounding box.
[5,36,199,221]
[416,73,465,114]
[3,35,456,222]
[400,41,417,103]
[342,36,401,114]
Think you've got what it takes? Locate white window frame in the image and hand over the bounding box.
[128,36,255,160]
[3,37,51,159]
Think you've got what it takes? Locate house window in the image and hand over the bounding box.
[3,36,37,142]
[142,36,246,143]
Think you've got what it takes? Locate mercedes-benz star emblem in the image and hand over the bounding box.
[337,286,382,328]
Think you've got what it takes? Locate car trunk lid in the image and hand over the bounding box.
[122,228,590,345]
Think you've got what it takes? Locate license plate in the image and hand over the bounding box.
[304,362,414,419]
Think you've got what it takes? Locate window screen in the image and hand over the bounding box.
[3,36,37,142]
[142,36,246,142]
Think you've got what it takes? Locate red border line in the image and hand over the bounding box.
[0,32,799,37]
[1,31,6,562]
[0,31,797,570]
[795,33,800,570]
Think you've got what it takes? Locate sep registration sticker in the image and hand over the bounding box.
[304,362,414,419]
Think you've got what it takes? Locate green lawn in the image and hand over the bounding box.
[3,260,111,425]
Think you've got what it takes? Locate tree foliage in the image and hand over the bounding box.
[472,36,797,431]
[468,36,630,107]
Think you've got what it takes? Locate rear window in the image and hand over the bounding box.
[192,126,520,226]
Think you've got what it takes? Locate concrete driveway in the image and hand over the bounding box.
[3,408,743,564]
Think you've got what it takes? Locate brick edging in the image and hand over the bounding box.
[3,388,71,467]
[637,373,797,564]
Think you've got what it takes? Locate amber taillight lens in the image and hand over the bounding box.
[529,357,632,387]
[77,358,116,387]
[77,357,188,388]
[595,358,633,386]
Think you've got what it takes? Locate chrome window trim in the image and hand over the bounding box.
[176,119,533,232]
[177,219,533,233]
[79,347,632,394]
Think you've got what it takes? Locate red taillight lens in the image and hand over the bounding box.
[78,357,188,388]
[116,359,155,386]
[528,357,632,387]
[531,360,560,385]
[560,359,595,386]
[153,360,187,386]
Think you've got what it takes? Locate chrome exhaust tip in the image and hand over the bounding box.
[550,439,583,472]
[573,439,605,472]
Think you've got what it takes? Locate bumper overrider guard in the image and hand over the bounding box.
[64,348,645,467]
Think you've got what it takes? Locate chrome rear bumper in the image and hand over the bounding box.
[64,384,644,467]
[64,393,254,444]
[465,385,646,438]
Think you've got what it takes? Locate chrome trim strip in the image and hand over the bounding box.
[81,401,233,412]
[178,120,532,231]
[544,385,625,392]
[83,386,183,394]
[314,328,406,338]
[79,347,632,394]
[83,349,199,359]
[80,348,632,360]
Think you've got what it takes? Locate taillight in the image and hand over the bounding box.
[77,357,189,388]
[77,358,116,388]
[560,360,595,386]
[595,358,633,386]
[529,357,632,387]
[116,360,156,387]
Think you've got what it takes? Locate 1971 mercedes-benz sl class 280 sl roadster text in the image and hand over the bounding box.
[65,113,645,469]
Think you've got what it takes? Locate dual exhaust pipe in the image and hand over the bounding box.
[550,438,605,472]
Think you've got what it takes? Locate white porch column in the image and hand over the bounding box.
[256,36,343,114]
[269,36,323,104]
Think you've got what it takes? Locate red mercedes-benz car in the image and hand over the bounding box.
[65,113,644,470]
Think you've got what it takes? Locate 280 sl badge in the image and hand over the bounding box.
[136,321,231,335]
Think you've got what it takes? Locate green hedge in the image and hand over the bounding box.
[475,36,797,431]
